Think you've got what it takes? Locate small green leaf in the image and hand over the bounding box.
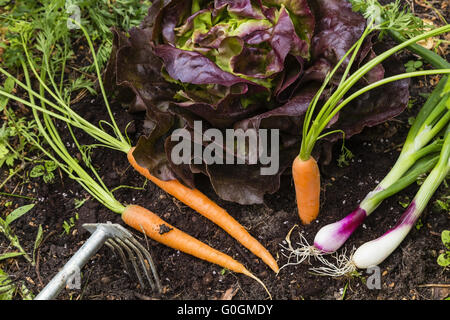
[30,165,45,178]
[442,230,450,249]
[415,219,423,230]
[0,252,25,261]
[5,204,35,226]
[435,199,449,211]
[34,225,44,253]
[44,160,57,172]
[3,77,15,93]
[399,200,410,208]
[19,282,34,300]
[413,61,423,69]
[0,144,8,159]
[74,198,87,209]
[0,77,15,111]
[5,154,16,167]
[437,252,450,267]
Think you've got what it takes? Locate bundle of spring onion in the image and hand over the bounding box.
[351,122,449,268]
[281,0,450,270]
[312,122,450,275]
[313,76,450,254]
[280,76,449,271]
[291,4,450,224]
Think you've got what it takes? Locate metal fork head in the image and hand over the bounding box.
[83,223,162,294]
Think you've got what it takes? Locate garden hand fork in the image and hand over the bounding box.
[34,222,161,300]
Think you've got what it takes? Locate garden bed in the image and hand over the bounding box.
[1,82,448,300]
[0,0,448,300]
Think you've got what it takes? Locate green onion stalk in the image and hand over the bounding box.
[280,151,441,270]
[299,23,450,162]
[313,122,450,275]
[351,122,450,269]
[311,71,450,255]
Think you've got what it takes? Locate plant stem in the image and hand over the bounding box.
[300,23,450,160]
[71,18,128,148]
[20,61,125,214]
[0,68,131,153]
[321,69,450,134]
[0,192,36,201]
[0,163,26,191]
[374,155,439,202]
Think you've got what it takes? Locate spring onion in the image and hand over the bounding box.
[305,121,449,276]
[314,77,450,253]
[280,151,441,270]
[352,122,450,269]
[280,76,449,268]
[291,2,449,224]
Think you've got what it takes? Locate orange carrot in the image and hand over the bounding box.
[122,204,271,299]
[292,156,321,224]
[127,148,279,273]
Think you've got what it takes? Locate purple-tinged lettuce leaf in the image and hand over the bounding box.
[105,0,411,205]
[264,0,315,53]
[214,0,266,19]
[154,44,259,87]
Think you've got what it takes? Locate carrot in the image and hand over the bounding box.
[292,156,321,224]
[8,28,278,274]
[122,204,271,299]
[127,148,279,273]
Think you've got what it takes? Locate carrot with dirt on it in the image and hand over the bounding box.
[127,147,280,273]
[0,23,279,274]
[15,69,272,299]
[121,204,271,299]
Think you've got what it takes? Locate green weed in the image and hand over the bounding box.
[437,230,450,268]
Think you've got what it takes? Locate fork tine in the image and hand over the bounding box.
[105,239,133,278]
[82,223,161,294]
[122,238,155,292]
[123,238,159,293]
[127,237,162,294]
[114,237,146,290]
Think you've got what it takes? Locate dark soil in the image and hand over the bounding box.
[1,76,448,301]
[1,2,449,301]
